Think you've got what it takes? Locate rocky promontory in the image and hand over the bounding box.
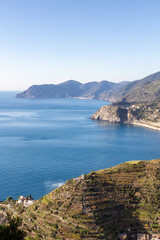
[91,104,129,123]
[91,102,160,131]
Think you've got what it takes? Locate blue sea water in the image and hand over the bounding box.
[0,91,160,201]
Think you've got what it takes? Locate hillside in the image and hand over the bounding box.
[1,159,160,239]
[113,72,160,103]
[16,80,127,100]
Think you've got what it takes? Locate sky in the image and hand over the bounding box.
[0,0,160,90]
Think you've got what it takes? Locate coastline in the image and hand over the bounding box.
[132,121,160,131]
[91,103,160,132]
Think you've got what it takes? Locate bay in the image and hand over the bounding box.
[0,91,160,200]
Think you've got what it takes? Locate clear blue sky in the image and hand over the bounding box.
[0,0,160,90]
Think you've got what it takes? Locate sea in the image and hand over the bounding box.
[0,91,160,201]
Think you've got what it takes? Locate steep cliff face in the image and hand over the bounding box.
[91,105,129,123]
[91,102,160,131]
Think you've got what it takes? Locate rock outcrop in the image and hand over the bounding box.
[91,104,129,123]
[91,102,160,131]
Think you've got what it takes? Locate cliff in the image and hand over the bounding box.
[91,102,160,131]
[1,160,160,239]
[91,104,129,123]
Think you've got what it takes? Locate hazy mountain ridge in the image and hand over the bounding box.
[16,71,160,103]
[117,72,160,103]
[16,80,128,100]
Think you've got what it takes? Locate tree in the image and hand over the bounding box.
[6,197,13,202]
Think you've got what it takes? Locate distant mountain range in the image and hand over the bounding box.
[16,71,160,103]
[16,80,128,100]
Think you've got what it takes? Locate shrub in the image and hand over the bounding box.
[0,213,26,240]
[6,196,13,202]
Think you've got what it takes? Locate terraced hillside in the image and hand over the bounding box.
[18,159,160,239]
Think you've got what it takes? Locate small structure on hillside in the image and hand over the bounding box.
[73,174,84,182]
[17,196,34,207]
[81,174,84,180]
[17,196,25,204]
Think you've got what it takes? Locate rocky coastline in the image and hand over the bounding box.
[91,102,160,131]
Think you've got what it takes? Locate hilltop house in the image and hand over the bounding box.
[17,196,34,207]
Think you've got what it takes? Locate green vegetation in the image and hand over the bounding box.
[6,197,13,202]
[0,214,26,240]
[0,159,160,239]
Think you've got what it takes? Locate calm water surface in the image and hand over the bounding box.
[0,92,160,200]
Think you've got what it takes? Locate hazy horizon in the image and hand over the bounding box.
[1,70,159,92]
[1,0,160,90]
